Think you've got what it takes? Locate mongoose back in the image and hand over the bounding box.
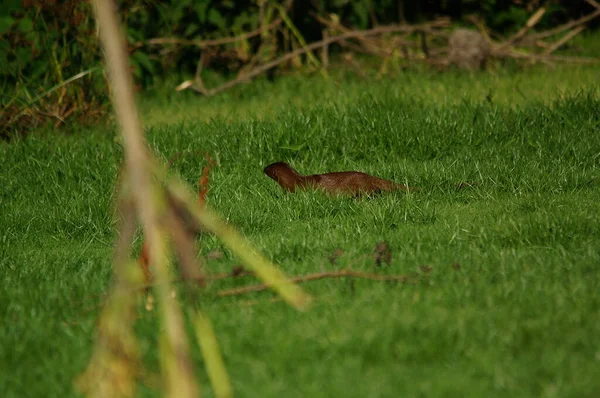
[264,162,416,195]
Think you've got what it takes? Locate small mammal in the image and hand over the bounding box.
[264,161,416,195]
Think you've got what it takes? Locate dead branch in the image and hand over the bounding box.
[216,270,411,297]
[495,7,546,52]
[526,6,600,41]
[147,5,600,97]
[587,0,600,9]
[543,25,586,56]
[67,267,399,322]
[190,18,451,96]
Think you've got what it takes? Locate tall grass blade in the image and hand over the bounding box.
[166,177,312,311]
[194,310,233,398]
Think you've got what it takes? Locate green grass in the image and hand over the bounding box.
[1,66,600,397]
[139,62,599,127]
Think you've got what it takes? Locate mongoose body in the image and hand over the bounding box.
[264,162,415,195]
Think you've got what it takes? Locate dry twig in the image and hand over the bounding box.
[542,25,586,56]
[495,7,546,52]
[158,6,600,97]
[216,270,411,297]
[189,18,451,96]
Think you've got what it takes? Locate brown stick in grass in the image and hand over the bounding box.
[216,270,411,297]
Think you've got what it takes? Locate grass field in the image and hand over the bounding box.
[1,65,600,397]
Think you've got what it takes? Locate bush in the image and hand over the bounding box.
[0,0,596,137]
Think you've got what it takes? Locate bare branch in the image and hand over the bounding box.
[216,270,411,297]
[495,8,546,52]
[191,19,451,96]
[527,7,600,41]
[543,25,586,56]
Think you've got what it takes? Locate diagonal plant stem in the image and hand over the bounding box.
[495,7,546,52]
[29,67,102,105]
[193,310,233,398]
[77,193,141,398]
[90,1,314,397]
[543,25,586,56]
[163,175,312,310]
[90,1,200,397]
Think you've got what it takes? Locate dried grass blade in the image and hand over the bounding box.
[193,310,233,398]
[165,178,311,311]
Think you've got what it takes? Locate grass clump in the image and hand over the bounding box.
[1,69,599,397]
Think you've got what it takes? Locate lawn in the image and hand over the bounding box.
[1,65,599,397]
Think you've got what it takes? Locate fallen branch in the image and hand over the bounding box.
[526,5,600,41]
[543,25,586,56]
[216,270,411,297]
[189,18,451,96]
[495,7,546,51]
[132,4,600,98]
[63,268,408,325]
[500,51,600,64]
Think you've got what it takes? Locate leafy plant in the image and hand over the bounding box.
[0,0,106,137]
[0,0,591,138]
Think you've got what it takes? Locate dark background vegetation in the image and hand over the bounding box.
[0,0,598,136]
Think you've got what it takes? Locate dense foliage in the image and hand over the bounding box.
[0,0,597,136]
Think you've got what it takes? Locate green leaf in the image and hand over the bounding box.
[232,11,254,30]
[351,2,369,29]
[132,51,154,74]
[208,8,226,30]
[1,0,22,13]
[184,23,198,37]
[279,142,306,152]
[194,2,208,23]
[0,16,14,36]
[127,27,143,42]
[17,17,33,33]
[16,47,31,65]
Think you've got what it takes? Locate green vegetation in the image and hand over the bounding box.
[3,0,598,137]
[1,67,599,397]
[140,63,600,126]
